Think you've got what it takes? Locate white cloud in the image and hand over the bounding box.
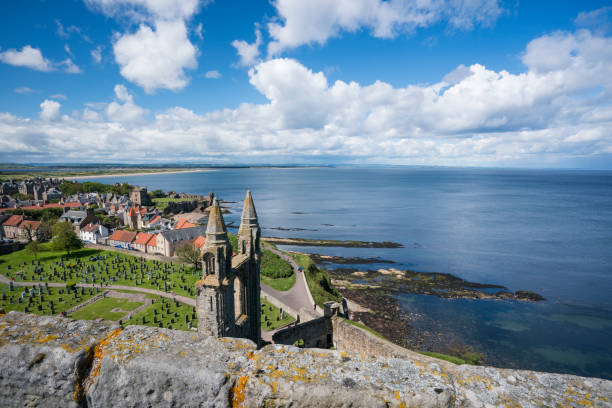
[87,0,201,92]
[1,28,612,167]
[49,94,67,100]
[267,0,504,54]
[15,87,37,94]
[195,22,203,39]
[84,0,201,22]
[232,28,262,66]
[575,6,612,35]
[64,44,74,58]
[91,46,103,63]
[105,84,149,122]
[113,19,198,93]
[204,70,221,79]
[0,46,53,71]
[60,58,82,74]
[39,100,61,121]
[82,108,102,121]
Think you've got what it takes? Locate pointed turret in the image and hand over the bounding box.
[205,198,229,246]
[238,190,261,255]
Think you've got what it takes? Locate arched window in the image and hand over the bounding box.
[203,253,215,275]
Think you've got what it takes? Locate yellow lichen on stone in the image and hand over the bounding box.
[230,375,248,408]
[37,334,58,343]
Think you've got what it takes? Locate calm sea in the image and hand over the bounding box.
[79,167,612,379]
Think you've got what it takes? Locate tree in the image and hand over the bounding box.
[38,218,56,241]
[151,189,165,198]
[175,242,201,269]
[51,221,82,255]
[26,240,41,259]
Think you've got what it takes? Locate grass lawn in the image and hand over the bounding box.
[417,351,474,365]
[124,295,197,331]
[261,250,294,278]
[0,243,199,298]
[261,298,294,330]
[261,274,296,291]
[70,297,143,321]
[290,252,341,307]
[152,197,193,210]
[0,283,100,316]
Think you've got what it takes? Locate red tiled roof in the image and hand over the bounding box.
[2,215,23,227]
[81,223,99,233]
[147,234,157,247]
[19,220,41,230]
[128,206,137,217]
[140,207,146,216]
[193,235,206,249]
[134,232,154,245]
[175,218,197,229]
[149,215,161,224]
[64,202,83,208]
[109,230,137,243]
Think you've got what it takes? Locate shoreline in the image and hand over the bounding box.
[65,169,214,180]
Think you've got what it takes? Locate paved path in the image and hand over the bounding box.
[260,247,322,322]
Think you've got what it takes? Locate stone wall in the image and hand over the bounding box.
[272,316,332,348]
[1,312,611,408]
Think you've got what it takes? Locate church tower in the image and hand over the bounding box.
[235,190,262,344]
[195,198,235,338]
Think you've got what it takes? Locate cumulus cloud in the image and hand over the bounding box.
[232,28,262,66]
[91,46,103,63]
[1,28,612,167]
[113,19,198,92]
[0,45,82,73]
[39,99,61,121]
[267,0,504,55]
[0,46,53,71]
[204,70,221,79]
[86,0,201,92]
[105,84,149,122]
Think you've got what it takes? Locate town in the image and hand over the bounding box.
[1,178,215,257]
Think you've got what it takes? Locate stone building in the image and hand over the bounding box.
[196,191,261,345]
[130,186,152,206]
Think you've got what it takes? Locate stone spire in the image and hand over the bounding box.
[239,190,258,229]
[205,198,229,246]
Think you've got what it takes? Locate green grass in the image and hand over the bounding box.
[0,283,99,315]
[228,232,238,251]
[417,351,472,365]
[124,295,197,331]
[261,274,296,291]
[261,250,294,279]
[290,252,341,308]
[0,243,199,298]
[152,197,193,210]
[261,298,294,330]
[70,297,143,321]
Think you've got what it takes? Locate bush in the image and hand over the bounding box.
[261,250,294,279]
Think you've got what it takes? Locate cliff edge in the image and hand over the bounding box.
[0,312,610,407]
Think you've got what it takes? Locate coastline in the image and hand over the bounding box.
[64,169,214,180]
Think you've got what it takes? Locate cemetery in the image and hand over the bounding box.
[0,243,295,332]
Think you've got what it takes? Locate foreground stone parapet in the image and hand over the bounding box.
[1,312,611,407]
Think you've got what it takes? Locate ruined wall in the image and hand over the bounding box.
[331,316,419,360]
[272,316,332,348]
[1,312,611,408]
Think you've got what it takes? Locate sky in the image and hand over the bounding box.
[1,0,611,168]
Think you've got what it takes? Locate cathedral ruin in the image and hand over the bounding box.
[195,191,262,345]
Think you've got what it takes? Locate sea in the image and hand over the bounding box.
[78,166,612,379]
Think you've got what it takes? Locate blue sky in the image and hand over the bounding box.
[1,0,611,168]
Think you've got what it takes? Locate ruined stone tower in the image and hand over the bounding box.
[195,192,261,345]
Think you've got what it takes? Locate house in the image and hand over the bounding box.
[146,234,158,253]
[43,188,62,201]
[132,232,155,253]
[192,235,206,249]
[175,218,197,229]
[79,223,109,244]
[0,214,8,238]
[155,226,207,257]
[18,220,41,241]
[2,215,24,239]
[59,210,98,231]
[108,230,138,249]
